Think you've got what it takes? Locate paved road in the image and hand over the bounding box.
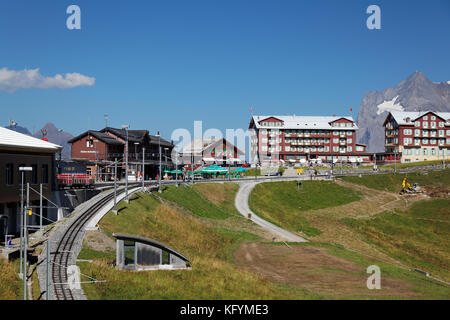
[234,181,308,243]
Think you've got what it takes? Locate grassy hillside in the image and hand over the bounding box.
[343,198,450,281]
[158,183,239,219]
[249,181,363,236]
[77,181,450,299]
[0,260,21,300]
[78,192,321,299]
[341,168,450,193]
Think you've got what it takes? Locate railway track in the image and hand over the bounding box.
[51,188,127,300]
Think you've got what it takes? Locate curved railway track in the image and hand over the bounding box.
[51,187,133,300]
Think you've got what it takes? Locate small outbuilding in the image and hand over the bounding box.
[113,233,191,271]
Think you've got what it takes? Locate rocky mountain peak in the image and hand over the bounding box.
[356,71,450,152]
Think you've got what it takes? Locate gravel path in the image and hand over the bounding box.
[234,181,307,243]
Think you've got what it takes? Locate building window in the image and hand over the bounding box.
[439,122,444,127]
[431,148,436,155]
[348,146,352,152]
[430,139,436,145]
[423,138,428,145]
[414,122,420,127]
[431,116,436,120]
[42,165,49,184]
[6,164,13,185]
[423,115,428,120]
[423,122,428,128]
[347,138,352,143]
[333,138,338,144]
[423,148,428,155]
[431,122,436,128]
[31,165,38,184]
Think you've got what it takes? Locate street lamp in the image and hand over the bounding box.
[122,125,130,203]
[19,166,32,300]
[155,131,161,188]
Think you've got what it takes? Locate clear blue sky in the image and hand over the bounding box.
[0,0,449,139]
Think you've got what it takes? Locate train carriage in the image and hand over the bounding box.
[56,160,93,189]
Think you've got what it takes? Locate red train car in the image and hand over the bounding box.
[56,160,94,189]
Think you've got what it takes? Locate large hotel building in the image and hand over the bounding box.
[249,115,369,165]
[383,111,450,163]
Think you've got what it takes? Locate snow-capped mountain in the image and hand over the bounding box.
[356,71,450,152]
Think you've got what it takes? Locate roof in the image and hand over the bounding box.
[386,111,450,126]
[181,137,245,155]
[250,115,357,130]
[68,130,124,146]
[112,233,190,263]
[101,127,149,143]
[149,135,174,148]
[0,126,62,152]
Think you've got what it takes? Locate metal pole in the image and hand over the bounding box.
[125,129,129,203]
[113,158,117,214]
[159,145,162,189]
[175,156,178,187]
[46,240,50,300]
[20,171,24,275]
[142,148,145,190]
[24,183,29,300]
[40,184,43,230]
[394,149,397,173]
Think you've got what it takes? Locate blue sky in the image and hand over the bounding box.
[0,0,449,139]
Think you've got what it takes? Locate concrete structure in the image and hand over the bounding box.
[180,137,245,169]
[0,127,61,239]
[249,115,370,166]
[113,233,190,271]
[69,127,174,181]
[383,111,450,163]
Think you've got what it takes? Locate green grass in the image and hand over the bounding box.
[78,192,323,300]
[249,181,363,236]
[342,198,450,282]
[341,168,450,193]
[376,160,450,170]
[159,184,234,219]
[0,259,22,300]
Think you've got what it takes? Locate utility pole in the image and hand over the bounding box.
[175,155,179,187]
[24,182,30,300]
[19,167,32,280]
[46,240,50,300]
[394,149,397,173]
[113,158,118,214]
[156,131,162,189]
[40,184,43,230]
[122,125,130,203]
[134,142,139,181]
[142,147,145,190]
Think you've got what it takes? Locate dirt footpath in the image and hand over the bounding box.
[234,243,419,299]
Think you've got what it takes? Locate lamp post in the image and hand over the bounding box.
[19,166,32,300]
[122,125,130,203]
[155,131,162,189]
